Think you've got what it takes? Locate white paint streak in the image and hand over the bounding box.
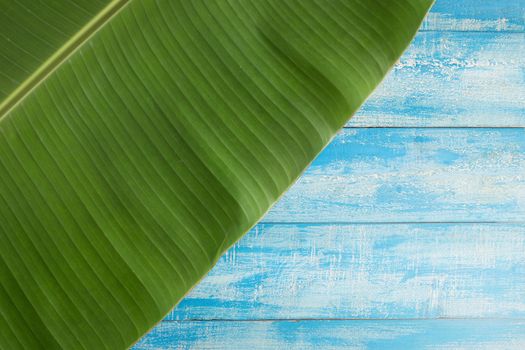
[423,13,524,32]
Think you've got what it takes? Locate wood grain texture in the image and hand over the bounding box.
[167,223,525,320]
[265,128,525,223]
[134,320,525,350]
[351,32,525,127]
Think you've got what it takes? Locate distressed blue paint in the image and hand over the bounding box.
[351,32,525,127]
[134,320,525,350]
[164,223,525,320]
[433,149,461,165]
[266,128,525,223]
[134,0,525,348]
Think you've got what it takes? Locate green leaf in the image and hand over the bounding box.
[0,0,433,348]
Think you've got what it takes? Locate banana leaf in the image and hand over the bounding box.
[0,0,433,348]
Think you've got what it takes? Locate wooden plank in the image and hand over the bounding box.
[134,319,525,349]
[350,32,525,127]
[264,128,525,223]
[422,0,525,32]
[167,223,525,320]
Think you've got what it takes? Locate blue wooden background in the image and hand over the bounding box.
[134,1,525,348]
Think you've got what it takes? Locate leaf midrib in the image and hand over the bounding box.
[0,0,131,121]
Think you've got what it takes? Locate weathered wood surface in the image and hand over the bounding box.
[351,32,525,127]
[134,320,525,350]
[167,223,525,320]
[265,128,525,223]
[134,0,525,348]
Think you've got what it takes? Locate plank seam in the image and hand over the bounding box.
[258,221,525,225]
[343,126,525,130]
[158,317,525,322]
